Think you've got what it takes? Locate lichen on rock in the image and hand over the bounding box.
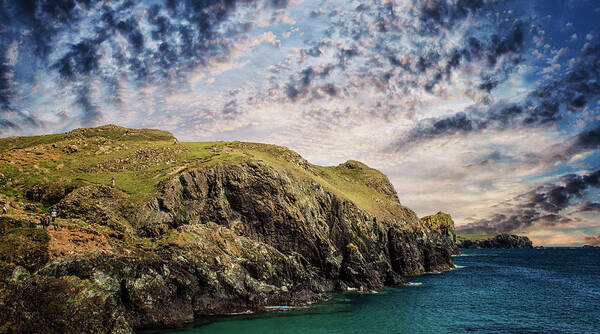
[0,125,460,333]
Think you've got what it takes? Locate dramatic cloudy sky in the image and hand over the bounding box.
[1,0,600,246]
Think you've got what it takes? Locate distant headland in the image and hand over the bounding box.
[457,234,533,249]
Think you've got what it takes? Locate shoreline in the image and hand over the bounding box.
[138,264,460,333]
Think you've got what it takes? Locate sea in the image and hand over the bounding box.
[150,248,600,334]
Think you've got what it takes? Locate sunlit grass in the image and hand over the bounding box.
[0,125,405,220]
[456,234,497,243]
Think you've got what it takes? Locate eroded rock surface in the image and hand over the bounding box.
[0,130,459,333]
[458,234,533,249]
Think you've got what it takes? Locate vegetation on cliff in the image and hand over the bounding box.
[0,125,458,333]
[420,212,459,256]
[457,234,533,248]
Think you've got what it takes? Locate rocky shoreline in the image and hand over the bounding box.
[457,234,533,249]
[0,126,460,333]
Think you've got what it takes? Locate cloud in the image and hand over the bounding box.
[388,36,600,151]
[310,8,324,18]
[577,201,600,213]
[571,123,600,151]
[75,85,103,126]
[0,0,598,247]
[0,53,12,109]
[0,108,44,136]
[284,64,338,101]
[0,0,293,130]
[584,234,600,246]
[457,169,600,234]
[527,229,590,247]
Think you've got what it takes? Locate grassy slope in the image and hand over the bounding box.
[421,212,454,230]
[0,125,402,220]
[456,234,497,243]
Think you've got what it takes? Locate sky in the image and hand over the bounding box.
[1,0,600,246]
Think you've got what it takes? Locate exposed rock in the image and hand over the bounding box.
[421,212,460,256]
[0,127,459,333]
[25,180,77,205]
[457,234,533,249]
[26,160,456,332]
[80,146,187,173]
[0,271,132,334]
[0,228,50,272]
[63,144,78,153]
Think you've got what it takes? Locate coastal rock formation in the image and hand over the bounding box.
[421,212,460,256]
[457,234,533,249]
[0,126,458,333]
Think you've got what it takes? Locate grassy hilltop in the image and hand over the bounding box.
[0,125,460,333]
[0,124,402,221]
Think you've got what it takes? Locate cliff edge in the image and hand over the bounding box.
[0,125,458,333]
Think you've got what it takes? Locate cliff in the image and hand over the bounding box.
[420,212,460,256]
[0,125,457,333]
[457,234,533,249]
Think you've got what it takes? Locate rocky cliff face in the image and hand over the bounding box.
[421,212,460,256]
[457,234,533,249]
[0,127,458,333]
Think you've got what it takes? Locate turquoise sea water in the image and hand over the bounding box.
[153,248,600,334]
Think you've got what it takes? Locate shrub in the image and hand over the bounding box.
[25,180,78,205]
[0,228,50,272]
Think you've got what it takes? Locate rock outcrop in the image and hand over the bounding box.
[457,234,533,249]
[421,212,460,256]
[0,126,459,333]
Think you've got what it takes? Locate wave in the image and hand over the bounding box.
[406,282,423,286]
[264,305,309,311]
[453,253,494,257]
[454,265,466,269]
[345,287,379,294]
[226,310,254,315]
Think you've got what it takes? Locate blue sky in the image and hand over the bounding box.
[1,0,600,245]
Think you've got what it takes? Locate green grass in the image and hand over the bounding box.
[1,126,225,201]
[0,124,173,154]
[16,272,30,281]
[224,143,400,219]
[456,234,497,243]
[0,125,406,221]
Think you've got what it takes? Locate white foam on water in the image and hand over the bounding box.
[454,265,466,269]
[406,282,423,286]
[264,306,294,311]
[346,287,357,291]
[226,310,254,315]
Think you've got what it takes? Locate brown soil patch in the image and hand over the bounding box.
[48,226,113,257]
[0,146,60,165]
